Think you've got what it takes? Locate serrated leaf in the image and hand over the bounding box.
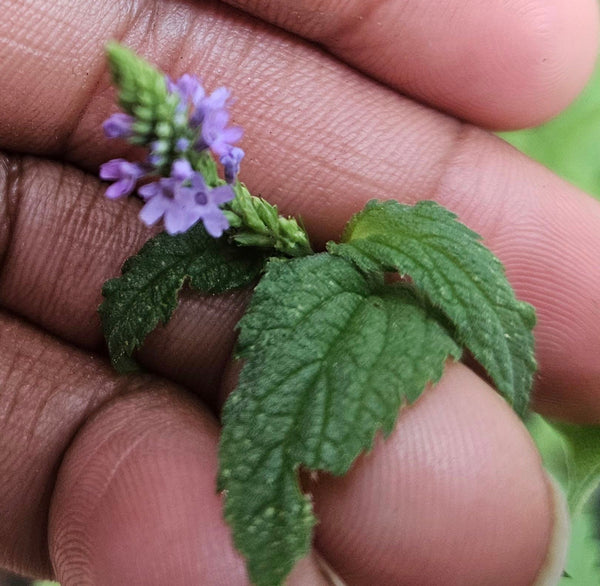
[99,223,265,372]
[551,423,600,515]
[218,253,461,586]
[328,200,536,416]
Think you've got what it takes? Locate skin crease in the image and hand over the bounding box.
[0,0,598,584]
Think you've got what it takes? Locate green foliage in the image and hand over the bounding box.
[99,223,265,372]
[101,45,543,585]
[560,510,600,585]
[505,58,600,583]
[526,414,570,489]
[528,415,600,584]
[529,414,600,515]
[551,423,600,516]
[329,200,536,415]
[226,182,313,257]
[219,253,461,586]
[501,60,600,201]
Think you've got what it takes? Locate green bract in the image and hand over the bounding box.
[106,42,183,153]
[226,183,312,257]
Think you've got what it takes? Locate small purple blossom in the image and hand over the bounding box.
[102,113,134,139]
[138,177,198,234]
[166,74,204,111]
[102,69,243,235]
[220,146,245,184]
[188,172,235,237]
[99,159,146,199]
[198,108,243,158]
[189,86,230,127]
[137,163,234,236]
[164,76,244,180]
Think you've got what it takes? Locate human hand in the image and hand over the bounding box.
[0,0,599,584]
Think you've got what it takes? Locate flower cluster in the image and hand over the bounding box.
[100,74,244,237]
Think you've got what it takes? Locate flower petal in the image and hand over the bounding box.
[164,204,200,235]
[99,159,127,181]
[210,185,236,205]
[139,195,168,226]
[138,181,162,201]
[172,159,193,182]
[201,208,230,238]
[105,178,135,199]
[102,113,134,139]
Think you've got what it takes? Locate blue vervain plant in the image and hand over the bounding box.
[98,43,538,586]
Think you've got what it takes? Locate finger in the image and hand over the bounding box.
[220,0,599,129]
[0,309,134,576]
[49,389,251,586]
[48,387,330,585]
[0,309,328,584]
[310,363,564,586]
[0,3,599,420]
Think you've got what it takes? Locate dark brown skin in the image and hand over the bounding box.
[0,0,599,584]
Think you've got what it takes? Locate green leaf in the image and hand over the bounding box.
[526,414,570,490]
[99,223,265,372]
[552,423,600,515]
[528,415,600,582]
[560,510,600,584]
[328,200,536,416]
[219,253,461,586]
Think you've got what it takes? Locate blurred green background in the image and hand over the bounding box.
[500,55,600,200]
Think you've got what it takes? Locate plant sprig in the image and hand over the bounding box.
[98,44,538,586]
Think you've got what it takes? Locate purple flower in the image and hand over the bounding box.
[102,113,134,139]
[99,159,146,199]
[188,172,235,237]
[189,86,230,127]
[138,177,198,234]
[198,108,243,158]
[165,77,244,179]
[138,163,235,236]
[166,74,205,112]
[220,146,245,184]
